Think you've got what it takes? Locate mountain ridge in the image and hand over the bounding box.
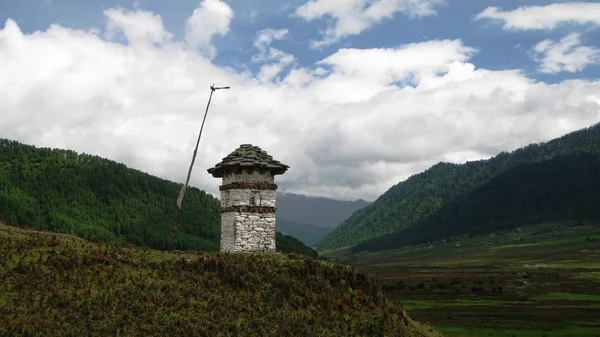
[274,192,370,246]
[276,192,371,228]
[315,123,600,251]
[352,152,600,252]
[276,217,335,247]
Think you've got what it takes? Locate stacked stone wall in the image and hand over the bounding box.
[220,189,276,208]
[220,212,276,252]
[220,212,236,252]
[219,169,278,253]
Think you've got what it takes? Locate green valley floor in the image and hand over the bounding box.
[330,221,600,337]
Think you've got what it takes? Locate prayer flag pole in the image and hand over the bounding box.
[170,84,230,250]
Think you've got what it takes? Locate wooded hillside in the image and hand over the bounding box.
[316,123,600,251]
[0,139,317,256]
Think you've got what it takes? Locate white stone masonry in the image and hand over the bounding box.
[220,212,276,253]
[221,189,276,208]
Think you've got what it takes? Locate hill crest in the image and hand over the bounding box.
[315,123,600,251]
[0,222,441,337]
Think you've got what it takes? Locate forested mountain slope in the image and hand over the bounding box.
[315,123,600,251]
[353,153,600,252]
[0,139,317,256]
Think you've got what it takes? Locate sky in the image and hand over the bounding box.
[1,0,600,202]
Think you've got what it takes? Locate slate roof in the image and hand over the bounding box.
[208,144,289,178]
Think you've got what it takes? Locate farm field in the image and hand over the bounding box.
[333,221,600,337]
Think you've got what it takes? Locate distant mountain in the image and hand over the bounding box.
[315,123,600,251]
[353,153,600,253]
[276,217,335,247]
[0,139,317,256]
[276,192,371,228]
[274,192,370,246]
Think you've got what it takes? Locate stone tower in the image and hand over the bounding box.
[208,144,289,253]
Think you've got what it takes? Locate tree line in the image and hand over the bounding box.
[0,139,317,256]
[316,123,600,251]
[353,153,600,252]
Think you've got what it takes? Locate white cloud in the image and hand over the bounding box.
[252,29,295,82]
[295,0,444,48]
[475,2,600,30]
[310,39,476,103]
[104,8,172,44]
[532,33,600,73]
[1,16,599,202]
[185,0,233,59]
[254,28,289,52]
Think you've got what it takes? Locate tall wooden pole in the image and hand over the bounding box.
[170,84,229,250]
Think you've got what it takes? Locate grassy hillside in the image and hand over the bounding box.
[353,153,600,253]
[315,123,600,251]
[0,139,317,256]
[0,222,441,337]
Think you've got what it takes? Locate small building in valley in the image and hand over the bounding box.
[208,144,289,253]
